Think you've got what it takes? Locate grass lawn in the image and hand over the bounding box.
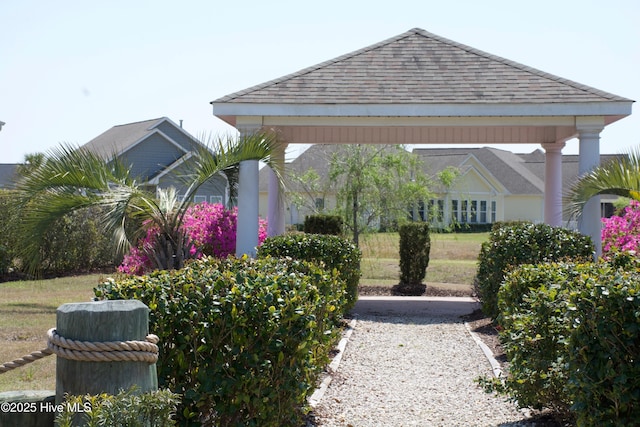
[0,231,488,392]
[360,232,487,294]
[0,274,104,392]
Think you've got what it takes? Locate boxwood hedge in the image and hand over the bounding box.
[257,233,361,312]
[481,259,640,425]
[94,256,347,427]
[475,222,594,319]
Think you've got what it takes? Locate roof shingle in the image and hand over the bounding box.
[213,28,630,105]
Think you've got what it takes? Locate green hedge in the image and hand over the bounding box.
[303,214,343,235]
[566,260,640,426]
[475,222,594,319]
[398,222,430,285]
[481,259,640,424]
[491,263,579,415]
[257,233,361,312]
[95,256,346,427]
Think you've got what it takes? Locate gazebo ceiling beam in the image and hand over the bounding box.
[269,125,578,145]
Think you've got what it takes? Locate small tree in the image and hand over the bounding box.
[329,144,432,246]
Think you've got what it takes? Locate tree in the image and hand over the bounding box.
[16,152,46,179]
[565,147,640,219]
[329,144,432,246]
[15,132,284,275]
[288,168,331,216]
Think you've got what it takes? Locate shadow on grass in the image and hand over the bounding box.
[3,302,59,314]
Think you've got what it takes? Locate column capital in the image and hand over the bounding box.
[541,141,566,153]
[236,116,264,135]
[576,116,605,135]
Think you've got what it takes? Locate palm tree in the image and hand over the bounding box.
[15,131,284,274]
[565,147,640,220]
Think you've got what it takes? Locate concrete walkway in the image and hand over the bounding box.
[351,295,480,318]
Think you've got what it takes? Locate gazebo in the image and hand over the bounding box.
[211,28,633,257]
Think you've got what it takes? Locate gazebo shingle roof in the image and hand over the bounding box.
[213,28,630,105]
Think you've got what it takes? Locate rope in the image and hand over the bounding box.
[0,329,159,374]
[0,348,53,373]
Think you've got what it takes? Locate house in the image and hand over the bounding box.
[81,117,229,205]
[0,164,17,189]
[259,144,340,225]
[414,147,622,228]
[258,144,622,229]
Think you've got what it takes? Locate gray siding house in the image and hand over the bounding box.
[82,117,229,205]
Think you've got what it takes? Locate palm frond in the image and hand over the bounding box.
[564,147,640,219]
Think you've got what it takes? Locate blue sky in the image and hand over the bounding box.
[1,0,638,163]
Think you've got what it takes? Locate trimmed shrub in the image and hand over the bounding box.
[481,258,640,425]
[257,233,361,312]
[303,214,343,235]
[488,263,581,415]
[475,222,594,319]
[398,222,430,285]
[566,261,640,426]
[95,256,346,427]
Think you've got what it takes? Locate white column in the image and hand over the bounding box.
[542,142,565,227]
[267,143,287,236]
[577,118,604,257]
[235,121,262,258]
[236,160,260,257]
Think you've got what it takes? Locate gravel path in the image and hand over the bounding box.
[311,310,531,427]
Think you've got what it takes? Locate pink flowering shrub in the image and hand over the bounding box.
[601,200,640,258]
[118,203,268,275]
[118,223,157,275]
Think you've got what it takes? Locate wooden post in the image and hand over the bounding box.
[55,300,158,404]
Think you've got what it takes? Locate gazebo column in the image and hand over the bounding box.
[542,142,565,227]
[267,143,287,237]
[236,121,262,258]
[577,118,605,257]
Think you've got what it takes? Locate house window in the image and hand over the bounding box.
[461,200,468,223]
[437,199,444,222]
[480,201,487,223]
[452,200,458,223]
[315,197,325,210]
[470,201,477,223]
[418,200,426,221]
[194,195,207,204]
[210,196,223,205]
[491,201,497,223]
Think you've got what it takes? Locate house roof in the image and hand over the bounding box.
[81,117,201,160]
[213,28,631,106]
[82,118,166,159]
[259,144,351,192]
[414,147,623,195]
